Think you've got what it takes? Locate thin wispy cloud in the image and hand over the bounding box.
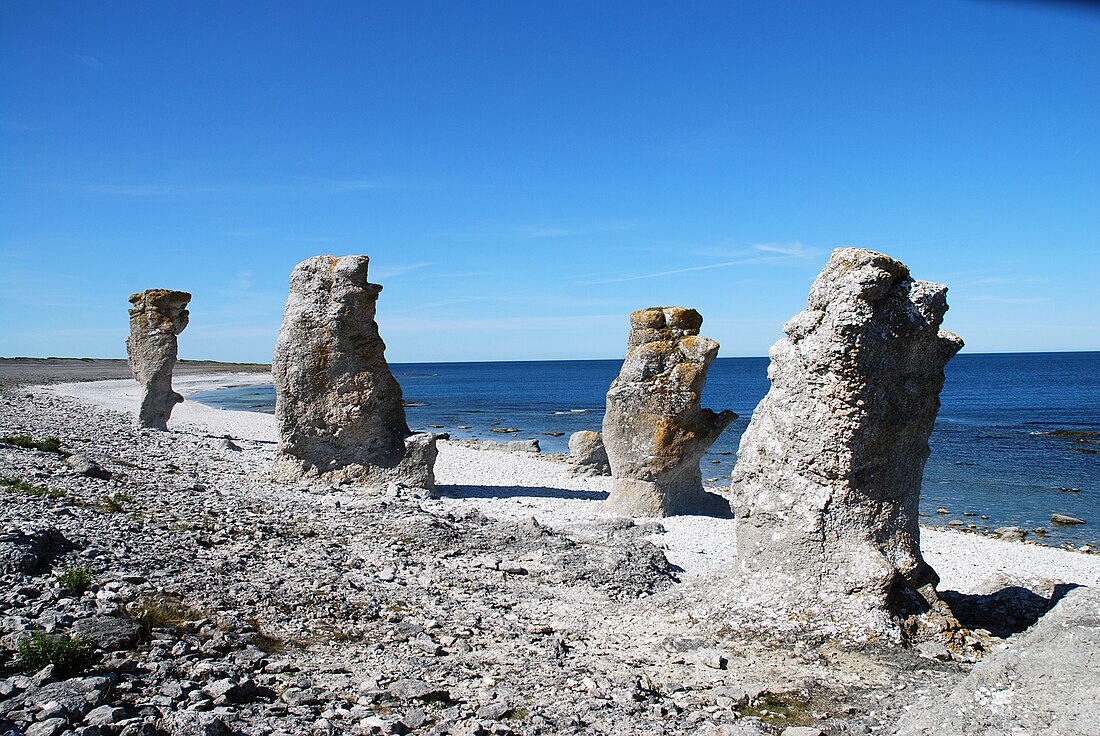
[232,271,254,291]
[67,176,412,198]
[77,54,105,70]
[581,243,820,285]
[385,313,622,332]
[441,222,638,241]
[369,262,434,280]
[964,295,1051,305]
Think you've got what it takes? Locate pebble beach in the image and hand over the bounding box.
[1,366,1097,735]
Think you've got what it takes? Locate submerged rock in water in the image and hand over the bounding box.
[729,248,963,631]
[602,307,736,517]
[271,255,436,490]
[126,289,191,430]
[566,431,611,477]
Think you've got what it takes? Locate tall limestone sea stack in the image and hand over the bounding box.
[729,248,963,632]
[126,289,191,430]
[602,307,736,517]
[272,255,436,489]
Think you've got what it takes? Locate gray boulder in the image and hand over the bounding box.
[64,454,111,480]
[602,307,736,517]
[126,289,191,430]
[729,248,963,631]
[0,525,69,574]
[566,431,611,477]
[272,255,436,490]
[70,615,142,651]
[895,586,1100,735]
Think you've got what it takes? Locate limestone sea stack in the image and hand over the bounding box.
[126,289,191,430]
[602,307,736,517]
[729,247,963,631]
[271,255,436,489]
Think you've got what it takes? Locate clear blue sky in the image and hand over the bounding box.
[2,1,1097,363]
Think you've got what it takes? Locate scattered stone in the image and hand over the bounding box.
[994,527,1027,542]
[271,255,437,489]
[729,248,963,630]
[781,728,824,736]
[566,431,611,477]
[159,711,231,736]
[26,719,68,736]
[602,307,736,517]
[1051,514,1085,526]
[387,679,451,702]
[915,640,951,660]
[126,289,191,430]
[84,704,127,726]
[64,454,112,480]
[477,439,541,454]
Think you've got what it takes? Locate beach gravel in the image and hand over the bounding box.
[0,368,1096,735]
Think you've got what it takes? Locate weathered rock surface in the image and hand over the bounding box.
[126,289,191,430]
[729,248,963,631]
[64,454,111,480]
[602,307,735,517]
[271,255,436,489]
[895,586,1100,735]
[0,525,68,574]
[567,431,611,477]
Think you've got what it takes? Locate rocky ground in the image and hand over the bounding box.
[1,368,1097,736]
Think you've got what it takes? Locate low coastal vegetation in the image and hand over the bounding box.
[130,594,205,633]
[16,631,96,677]
[0,433,66,454]
[55,566,95,595]
[0,474,65,499]
[101,492,133,513]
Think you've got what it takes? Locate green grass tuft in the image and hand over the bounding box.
[17,631,96,677]
[101,492,133,513]
[1,475,65,498]
[0,434,66,454]
[56,566,95,595]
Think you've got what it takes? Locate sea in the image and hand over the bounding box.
[193,351,1100,548]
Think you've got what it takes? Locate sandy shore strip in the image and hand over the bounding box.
[40,373,1100,594]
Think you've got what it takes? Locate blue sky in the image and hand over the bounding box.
[1,1,1097,363]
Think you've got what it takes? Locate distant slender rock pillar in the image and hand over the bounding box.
[602,307,736,517]
[126,289,191,430]
[272,255,436,489]
[729,248,963,630]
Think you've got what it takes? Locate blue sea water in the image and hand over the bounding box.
[194,352,1100,547]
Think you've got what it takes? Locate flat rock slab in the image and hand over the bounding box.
[70,615,142,651]
[896,586,1100,735]
[387,678,452,702]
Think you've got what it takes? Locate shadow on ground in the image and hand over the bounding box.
[942,582,1081,638]
[438,484,609,502]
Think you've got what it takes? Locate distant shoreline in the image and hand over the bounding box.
[0,357,270,389]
